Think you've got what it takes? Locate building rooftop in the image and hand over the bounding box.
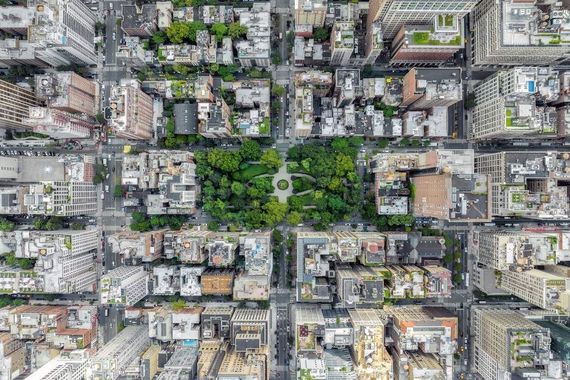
[502,0,570,47]
[173,103,198,135]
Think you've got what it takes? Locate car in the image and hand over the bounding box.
[112,32,116,41]
[109,2,113,9]
[104,308,109,317]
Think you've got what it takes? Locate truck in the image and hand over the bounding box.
[104,185,109,192]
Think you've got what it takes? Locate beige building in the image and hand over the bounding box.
[107,79,154,140]
[348,309,392,380]
[498,267,570,313]
[294,0,327,27]
[0,80,41,130]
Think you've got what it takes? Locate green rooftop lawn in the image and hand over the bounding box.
[411,31,462,46]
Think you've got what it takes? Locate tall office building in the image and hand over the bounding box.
[294,0,327,27]
[100,266,149,306]
[24,182,97,216]
[0,0,97,67]
[0,80,41,130]
[107,79,154,140]
[471,307,562,380]
[330,21,355,66]
[23,107,93,139]
[35,72,99,117]
[86,325,150,379]
[471,0,570,66]
[367,0,477,40]
[470,67,560,140]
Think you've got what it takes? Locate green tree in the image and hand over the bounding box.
[166,21,190,44]
[114,185,123,198]
[239,139,262,161]
[260,149,282,170]
[187,21,207,42]
[378,139,390,149]
[207,149,242,172]
[263,200,288,226]
[207,221,220,231]
[95,113,105,124]
[231,182,246,197]
[172,63,189,75]
[228,22,248,39]
[314,27,330,42]
[0,218,15,232]
[287,211,303,225]
[171,298,186,311]
[70,223,85,231]
[272,85,285,97]
[211,22,228,42]
[152,31,168,45]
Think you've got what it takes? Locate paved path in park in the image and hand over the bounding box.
[271,163,294,203]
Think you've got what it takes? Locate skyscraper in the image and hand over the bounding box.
[0,0,97,67]
[0,80,41,130]
[107,79,154,140]
[471,0,570,66]
[35,72,100,117]
[25,182,98,216]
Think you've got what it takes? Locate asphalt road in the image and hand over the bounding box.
[99,304,123,344]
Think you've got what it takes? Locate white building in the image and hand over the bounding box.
[100,266,149,306]
[235,3,271,67]
[86,326,150,380]
[26,350,88,380]
[24,182,97,216]
[23,107,93,139]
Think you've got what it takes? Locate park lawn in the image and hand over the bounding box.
[238,164,275,182]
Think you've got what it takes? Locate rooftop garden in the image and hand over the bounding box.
[411,31,462,46]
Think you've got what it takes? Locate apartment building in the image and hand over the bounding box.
[235,3,271,67]
[402,68,462,109]
[474,230,570,271]
[330,21,355,66]
[470,67,560,139]
[26,350,88,380]
[474,151,570,219]
[294,0,327,27]
[230,308,270,352]
[390,19,464,66]
[0,80,41,130]
[471,307,562,380]
[367,0,477,40]
[106,79,154,140]
[14,229,98,293]
[151,265,180,295]
[0,333,25,380]
[348,309,392,380]
[471,0,570,66]
[0,0,97,67]
[148,307,202,342]
[100,266,149,306]
[499,267,570,313]
[121,151,199,215]
[35,72,99,117]
[24,182,98,216]
[197,99,233,138]
[108,230,165,264]
[22,107,93,139]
